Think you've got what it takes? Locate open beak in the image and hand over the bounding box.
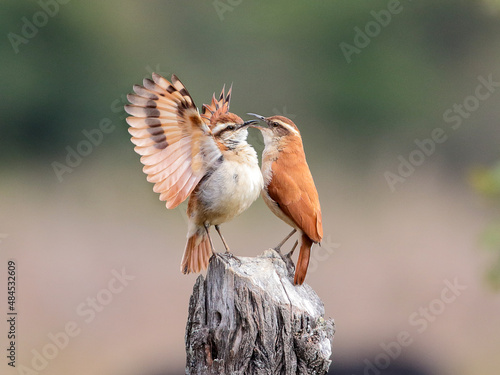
[242,119,259,127]
[236,119,258,131]
[246,113,267,129]
[247,113,266,121]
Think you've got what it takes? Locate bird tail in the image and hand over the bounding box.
[294,233,314,285]
[180,229,212,274]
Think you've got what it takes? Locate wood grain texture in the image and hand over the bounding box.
[185,250,335,375]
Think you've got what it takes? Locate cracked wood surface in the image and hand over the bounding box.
[185,250,335,375]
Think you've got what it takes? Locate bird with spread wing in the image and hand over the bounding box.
[125,74,263,274]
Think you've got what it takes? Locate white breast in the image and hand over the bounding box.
[197,146,263,226]
[261,141,278,188]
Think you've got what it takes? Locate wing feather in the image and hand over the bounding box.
[159,166,192,202]
[162,167,193,202]
[142,138,191,175]
[173,174,200,205]
[125,105,178,118]
[131,132,182,149]
[128,126,181,140]
[127,93,178,109]
[146,150,191,184]
[152,156,191,193]
[125,73,222,208]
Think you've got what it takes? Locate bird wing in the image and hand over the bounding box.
[267,148,323,243]
[125,73,222,209]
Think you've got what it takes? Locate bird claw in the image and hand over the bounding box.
[285,240,298,258]
[272,241,298,278]
[214,251,242,267]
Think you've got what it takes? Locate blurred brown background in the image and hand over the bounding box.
[1,1,500,374]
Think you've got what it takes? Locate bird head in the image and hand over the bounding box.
[247,114,301,146]
[211,113,257,147]
[201,85,257,148]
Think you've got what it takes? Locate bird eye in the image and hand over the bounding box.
[272,122,279,127]
[226,125,235,131]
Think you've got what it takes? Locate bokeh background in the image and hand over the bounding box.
[2,1,500,374]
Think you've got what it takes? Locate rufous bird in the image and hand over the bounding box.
[249,114,323,285]
[125,73,263,274]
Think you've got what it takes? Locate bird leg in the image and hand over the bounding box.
[286,240,299,259]
[207,224,231,266]
[276,240,298,278]
[214,225,241,267]
[274,229,297,253]
[215,225,231,253]
[204,224,216,255]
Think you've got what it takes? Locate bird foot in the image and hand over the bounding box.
[214,251,242,267]
[285,240,298,258]
[272,241,298,278]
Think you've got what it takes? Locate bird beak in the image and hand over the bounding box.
[247,113,266,121]
[242,119,259,127]
[237,119,258,130]
[246,113,267,129]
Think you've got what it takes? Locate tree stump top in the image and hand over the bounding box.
[185,249,335,375]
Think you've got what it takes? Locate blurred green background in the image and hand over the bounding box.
[2,1,500,374]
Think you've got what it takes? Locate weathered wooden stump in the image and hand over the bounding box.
[185,249,335,375]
